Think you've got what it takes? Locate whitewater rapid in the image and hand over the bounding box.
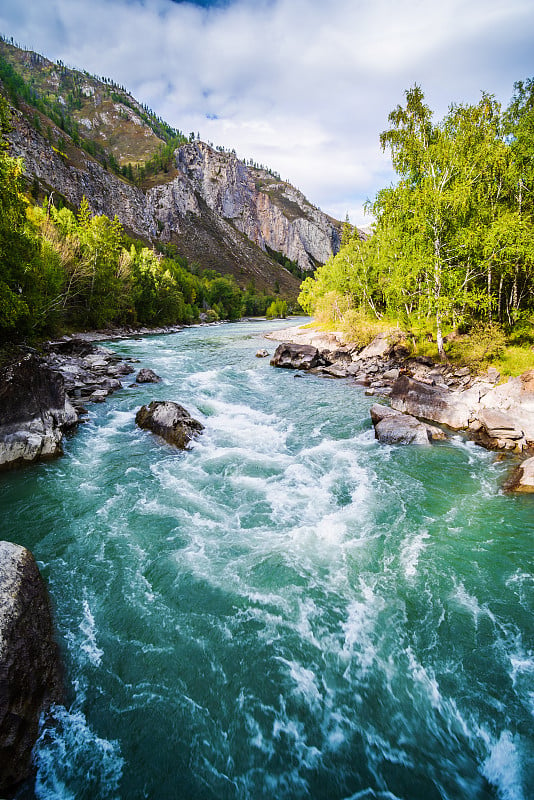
[1,319,531,800]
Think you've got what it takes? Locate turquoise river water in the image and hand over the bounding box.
[2,318,533,800]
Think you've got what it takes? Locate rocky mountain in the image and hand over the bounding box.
[0,39,342,294]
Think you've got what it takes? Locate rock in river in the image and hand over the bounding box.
[370,404,431,446]
[270,342,324,370]
[135,401,204,449]
[390,374,472,430]
[0,541,63,793]
[136,368,162,384]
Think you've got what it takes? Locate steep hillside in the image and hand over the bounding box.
[0,39,342,295]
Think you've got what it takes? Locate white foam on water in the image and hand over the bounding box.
[399,529,430,579]
[510,652,534,686]
[451,581,496,628]
[481,730,525,800]
[341,582,385,676]
[34,704,123,800]
[406,647,442,710]
[78,597,104,667]
[201,398,289,453]
[277,658,323,710]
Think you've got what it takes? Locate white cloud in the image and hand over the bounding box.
[1,0,533,226]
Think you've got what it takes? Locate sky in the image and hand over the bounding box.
[1,0,533,227]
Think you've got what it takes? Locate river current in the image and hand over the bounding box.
[2,319,533,800]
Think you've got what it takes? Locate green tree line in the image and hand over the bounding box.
[0,97,286,340]
[299,80,534,360]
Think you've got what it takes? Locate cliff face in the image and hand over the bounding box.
[174,143,340,271]
[2,39,341,293]
[8,112,337,292]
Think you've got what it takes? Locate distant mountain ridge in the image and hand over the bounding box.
[0,38,343,294]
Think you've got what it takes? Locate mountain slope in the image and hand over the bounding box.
[0,39,342,294]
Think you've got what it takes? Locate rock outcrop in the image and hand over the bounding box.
[0,355,77,470]
[370,404,431,446]
[390,374,473,430]
[270,342,325,370]
[0,340,145,470]
[504,456,534,493]
[135,401,204,449]
[175,143,341,271]
[7,112,339,294]
[0,541,63,793]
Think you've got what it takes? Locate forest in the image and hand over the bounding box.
[0,94,288,342]
[299,81,534,370]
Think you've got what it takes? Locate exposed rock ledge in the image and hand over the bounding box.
[268,324,534,491]
[0,340,139,471]
[0,541,63,793]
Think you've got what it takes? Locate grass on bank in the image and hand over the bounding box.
[305,308,534,379]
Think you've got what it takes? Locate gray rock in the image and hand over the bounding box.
[135,401,204,449]
[374,414,430,446]
[113,362,136,377]
[382,368,400,381]
[321,364,349,378]
[370,404,400,424]
[0,356,78,470]
[370,403,432,445]
[0,541,63,793]
[477,408,524,440]
[477,370,534,445]
[136,368,162,384]
[357,332,407,360]
[390,374,472,430]
[270,343,324,370]
[255,349,269,358]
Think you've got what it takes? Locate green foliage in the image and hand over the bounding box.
[266,299,288,319]
[0,93,282,341]
[445,322,507,369]
[299,81,534,365]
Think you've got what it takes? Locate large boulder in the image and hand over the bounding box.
[135,401,204,449]
[136,368,162,384]
[477,370,534,445]
[270,342,324,370]
[468,408,527,452]
[370,404,430,445]
[390,374,472,430]
[0,541,63,793]
[355,331,406,360]
[504,456,534,493]
[0,355,78,470]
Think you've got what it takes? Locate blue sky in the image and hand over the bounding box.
[1,0,534,226]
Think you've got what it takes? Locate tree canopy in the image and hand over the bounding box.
[299,81,534,360]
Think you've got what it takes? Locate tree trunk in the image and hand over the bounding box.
[487,262,492,322]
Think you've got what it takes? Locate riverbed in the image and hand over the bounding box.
[3,319,533,800]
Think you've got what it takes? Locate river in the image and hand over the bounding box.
[3,319,533,800]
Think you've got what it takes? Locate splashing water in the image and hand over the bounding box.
[2,319,532,800]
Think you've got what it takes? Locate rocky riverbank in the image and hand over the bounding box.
[268,324,534,492]
[0,335,156,471]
